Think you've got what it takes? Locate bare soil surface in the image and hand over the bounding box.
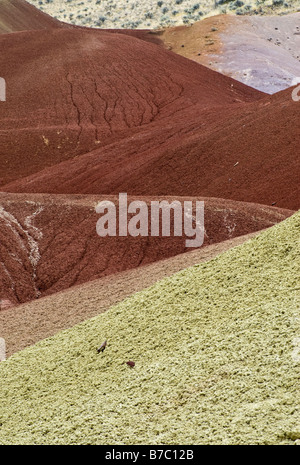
[0,0,63,33]
[1,229,265,358]
[1,192,292,308]
[153,13,300,93]
[0,4,298,364]
[2,20,298,210]
[4,85,299,211]
[0,24,261,187]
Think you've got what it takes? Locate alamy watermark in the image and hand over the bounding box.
[291,77,300,102]
[0,77,6,101]
[96,193,205,248]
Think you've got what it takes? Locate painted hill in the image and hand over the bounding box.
[1,192,291,307]
[0,209,299,445]
[0,25,262,187]
[154,13,300,94]
[0,3,299,446]
[0,230,262,358]
[4,86,299,211]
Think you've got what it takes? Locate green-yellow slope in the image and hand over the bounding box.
[0,211,299,445]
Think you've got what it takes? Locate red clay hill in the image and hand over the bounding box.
[3,86,299,210]
[0,2,298,311]
[0,20,262,187]
[0,0,63,33]
[0,13,298,210]
[0,192,293,306]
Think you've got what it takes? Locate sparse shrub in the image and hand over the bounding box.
[32,0,300,30]
[182,15,191,24]
[217,0,235,4]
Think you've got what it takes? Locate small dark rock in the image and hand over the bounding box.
[97,340,107,353]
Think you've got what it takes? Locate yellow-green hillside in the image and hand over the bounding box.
[0,211,299,445]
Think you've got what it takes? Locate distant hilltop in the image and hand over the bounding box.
[27,0,300,29]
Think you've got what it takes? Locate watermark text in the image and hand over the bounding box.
[0,77,6,101]
[96,193,205,248]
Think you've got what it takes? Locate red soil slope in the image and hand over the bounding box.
[0,0,63,33]
[4,87,299,210]
[0,25,263,187]
[0,193,292,307]
[0,6,297,315]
